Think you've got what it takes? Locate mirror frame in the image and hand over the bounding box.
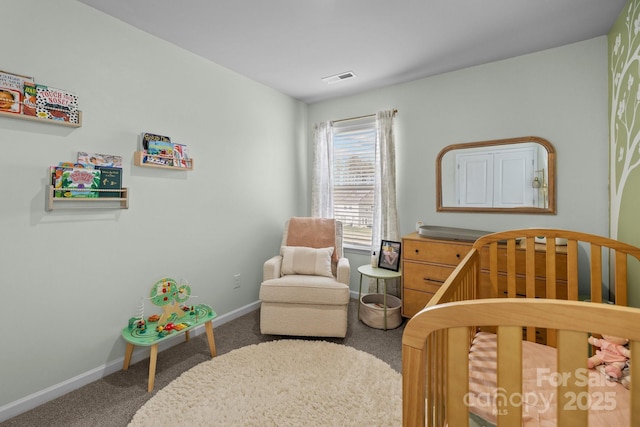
[436,136,556,214]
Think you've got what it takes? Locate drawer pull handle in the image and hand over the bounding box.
[456,253,460,258]
[423,277,445,284]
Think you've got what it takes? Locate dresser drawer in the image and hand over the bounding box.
[403,261,454,292]
[402,288,435,318]
[403,238,471,265]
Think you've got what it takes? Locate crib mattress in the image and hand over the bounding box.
[465,332,630,426]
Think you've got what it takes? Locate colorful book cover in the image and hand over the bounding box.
[23,82,37,116]
[77,152,123,168]
[141,132,171,150]
[51,166,65,197]
[50,163,92,197]
[173,143,190,168]
[0,70,34,115]
[96,166,122,198]
[142,154,173,166]
[59,168,101,198]
[35,84,79,123]
[147,140,174,157]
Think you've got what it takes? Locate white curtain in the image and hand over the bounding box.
[312,110,399,249]
[311,121,334,218]
[371,110,399,250]
[371,110,400,295]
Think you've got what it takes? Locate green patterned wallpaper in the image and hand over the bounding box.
[610,0,640,306]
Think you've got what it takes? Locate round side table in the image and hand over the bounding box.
[357,264,402,330]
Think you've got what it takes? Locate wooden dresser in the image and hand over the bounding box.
[401,232,568,318]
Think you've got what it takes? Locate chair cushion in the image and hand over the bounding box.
[281,246,334,278]
[260,275,350,305]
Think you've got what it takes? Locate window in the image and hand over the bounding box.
[332,118,376,249]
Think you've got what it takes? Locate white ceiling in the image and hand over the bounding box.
[76,0,627,104]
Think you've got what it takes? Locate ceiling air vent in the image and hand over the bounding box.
[321,71,357,84]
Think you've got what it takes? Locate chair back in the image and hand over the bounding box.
[282,217,343,260]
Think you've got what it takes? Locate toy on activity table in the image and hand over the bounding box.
[149,277,192,325]
[127,278,214,338]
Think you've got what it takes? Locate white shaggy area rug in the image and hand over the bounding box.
[128,340,402,426]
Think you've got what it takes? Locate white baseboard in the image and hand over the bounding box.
[0,300,261,423]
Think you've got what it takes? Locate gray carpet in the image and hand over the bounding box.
[2,299,405,427]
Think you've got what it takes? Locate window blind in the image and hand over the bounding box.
[332,120,376,249]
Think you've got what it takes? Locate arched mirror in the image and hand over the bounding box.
[436,136,556,214]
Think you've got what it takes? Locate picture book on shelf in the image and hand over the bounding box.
[147,140,174,157]
[142,153,173,167]
[96,166,122,198]
[0,70,34,115]
[35,84,79,123]
[22,82,37,116]
[173,143,190,168]
[77,152,123,168]
[50,163,91,197]
[58,168,101,198]
[141,132,171,150]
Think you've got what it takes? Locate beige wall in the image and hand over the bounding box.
[310,38,610,289]
[0,0,307,414]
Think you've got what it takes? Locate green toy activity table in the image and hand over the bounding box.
[121,304,217,392]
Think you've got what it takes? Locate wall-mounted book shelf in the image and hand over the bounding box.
[0,110,82,128]
[133,151,193,170]
[46,186,128,211]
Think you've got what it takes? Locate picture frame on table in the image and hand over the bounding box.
[378,240,401,271]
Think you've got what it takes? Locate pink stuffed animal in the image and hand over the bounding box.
[587,334,630,379]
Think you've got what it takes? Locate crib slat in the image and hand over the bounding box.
[402,344,426,426]
[590,244,602,303]
[614,251,628,305]
[447,327,469,427]
[489,242,499,297]
[566,240,579,301]
[556,330,588,427]
[545,239,558,347]
[506,239,516,298]
[496,326,522,426]
[524,238,536,342]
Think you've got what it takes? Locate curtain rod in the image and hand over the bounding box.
[331,109,397,124]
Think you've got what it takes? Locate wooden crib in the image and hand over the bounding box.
[402,229,640,426]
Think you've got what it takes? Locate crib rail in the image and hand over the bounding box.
[474,229,640,346]
[403,298,640,426]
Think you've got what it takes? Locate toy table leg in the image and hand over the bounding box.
[148,344,158,392]
[185,330,190,342]
[123,343,134,370]
[205,321,217,357]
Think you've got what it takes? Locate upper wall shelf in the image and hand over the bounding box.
[0,110,82,128]
[133,151,194,171]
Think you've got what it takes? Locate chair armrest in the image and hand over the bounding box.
[336,257,350,285]
[263,255,283,281]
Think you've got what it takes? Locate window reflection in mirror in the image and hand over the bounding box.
[436,136,556,214]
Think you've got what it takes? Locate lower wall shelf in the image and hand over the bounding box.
[134,151,193,170]
[46,186,129,211]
